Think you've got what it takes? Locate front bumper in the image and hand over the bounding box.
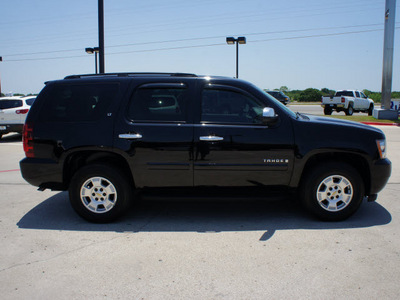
[369,158,392,195]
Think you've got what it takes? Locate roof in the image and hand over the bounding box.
[64,72,199,80]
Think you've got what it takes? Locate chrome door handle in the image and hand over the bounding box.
[199,135,224,141]
[118,133,143,139]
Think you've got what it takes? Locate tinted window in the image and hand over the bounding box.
[267,91,279,97]
[25,98,36,106]
[128,86,187,122]
[38,83,118,122]
[0,99,23,109]
[336,91,354,97]
[355,91,360,97]
[201,88,264,124]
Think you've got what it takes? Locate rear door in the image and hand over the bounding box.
[354,91,363,109]
[193,83,295,187]
[114,81,195,188]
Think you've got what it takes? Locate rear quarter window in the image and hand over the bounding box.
[37,83,119,122]
[25,98,36,106]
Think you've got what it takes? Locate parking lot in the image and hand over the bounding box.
[1,115,399,299]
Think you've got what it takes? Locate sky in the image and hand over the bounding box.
[0,0,399,95]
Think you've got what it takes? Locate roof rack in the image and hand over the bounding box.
[64,72,198,80]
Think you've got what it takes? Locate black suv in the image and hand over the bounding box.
[265,91,290,105]
[20,73,391,222]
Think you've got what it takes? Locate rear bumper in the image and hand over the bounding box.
[369,158,391,195]
[19,157,65,190]
[321,104,345,108]
[0,124,23,135]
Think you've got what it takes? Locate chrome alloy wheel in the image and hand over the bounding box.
[80,176,117,213]
[316,175,353,212]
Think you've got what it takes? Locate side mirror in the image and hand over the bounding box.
[262,107,279,125]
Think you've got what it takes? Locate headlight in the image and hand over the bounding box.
[376,139,387,159]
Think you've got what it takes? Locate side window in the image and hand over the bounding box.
[25,98,36,106]
[0,100,22,109]
[38,83,119,122]
[201,88,264,124]
[360,92,367,99]
[355,91,360,97]
[128,86,187,122]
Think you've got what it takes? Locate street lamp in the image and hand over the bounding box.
[226,36,246,78]
[0,56,3,96]
[85,47,100,74]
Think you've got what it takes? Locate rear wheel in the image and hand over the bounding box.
[345,104,354,116]
[69,164,133,223]
[324,107,332,115]
[300,162,364,221]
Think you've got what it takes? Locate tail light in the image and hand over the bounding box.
[23,123,34,158]
[16,109,29,114]
[341,97,345,103]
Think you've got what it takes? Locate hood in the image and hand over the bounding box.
[305,114,384,134]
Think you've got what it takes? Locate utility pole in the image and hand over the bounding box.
[98,0,105,74]
[375,0,398,119]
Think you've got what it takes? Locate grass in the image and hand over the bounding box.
[289,101,320,105]
[325,115,400,124]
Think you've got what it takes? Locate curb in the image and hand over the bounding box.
[361,122,400,126]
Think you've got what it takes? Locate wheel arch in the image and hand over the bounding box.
[297,152,371,195]
[63,150,135,189]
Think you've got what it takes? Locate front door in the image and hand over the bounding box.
[193,84,294,187]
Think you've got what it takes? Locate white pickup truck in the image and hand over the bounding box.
[321,90,374,116]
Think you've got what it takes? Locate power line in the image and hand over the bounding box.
[1,0,382,48]
[2,23,387,58]
[5,26,392,62]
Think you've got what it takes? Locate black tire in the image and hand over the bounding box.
[300,162,364,221]
[345,104,354,116]
[69,164,133,223]
[324,107,332,115]
[368,104,374,116]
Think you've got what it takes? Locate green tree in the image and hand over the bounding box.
[279,86,289,92]
[321,88,335,96]
[298,88,322,102]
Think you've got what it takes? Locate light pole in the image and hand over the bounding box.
[85,47,100,74]
[226,36,246,78]
[0,56,2,96]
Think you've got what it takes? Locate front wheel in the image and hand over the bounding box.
[69,164,133,223]
[300,162,364,221]
[368,104,374,116]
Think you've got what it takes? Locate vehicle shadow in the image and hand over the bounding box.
[17,192,392,241]
[0,133,22,143]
